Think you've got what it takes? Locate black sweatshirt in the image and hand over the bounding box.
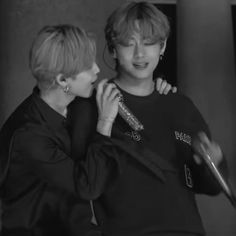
[69,89,227,236]
[0,88,104,236]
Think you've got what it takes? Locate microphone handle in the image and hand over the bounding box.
[118,95,144,132]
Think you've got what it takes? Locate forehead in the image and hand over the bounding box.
[116,19,158,43]
[127,32,151,41]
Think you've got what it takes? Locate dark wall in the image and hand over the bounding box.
[154,3,177,86]
[232,5,236,61]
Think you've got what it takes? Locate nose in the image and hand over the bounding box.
[134,43,145,58]
[93,63,100,74]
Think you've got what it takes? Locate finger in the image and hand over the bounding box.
[198,132,211,150]
[155,78,163,91]
[172,86,177,93]
[163,84,172,95]
[192,136,206,156]
[102,83,117,100]
[97,78,108,89]
[193,154,202,165]
[211,144,223,165]
[108,88,121,101]
[96,79,108,101]
[113,96,120,107]
[160,80,167,94]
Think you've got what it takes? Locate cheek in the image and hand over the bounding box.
[148,46,160,56]
[73,79,88,93]
[82,80,91,89]
[117,46,133,57]
[74,81,91,97]
[117,51,133,65]
[148,50,161,63]
[79,75,90,85]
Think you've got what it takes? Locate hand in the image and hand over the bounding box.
[156,78,177,95]
[192,132,223,166]
[96,79,120,136]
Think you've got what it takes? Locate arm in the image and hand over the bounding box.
[180,96,228,195]
[191,131,228,195]
[77,132,122,200]
[68,80,122,200]
[12,124,122,200]
[69,80,119,158]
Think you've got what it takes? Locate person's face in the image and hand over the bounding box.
[68,62,100,98]
[114,32,165,82]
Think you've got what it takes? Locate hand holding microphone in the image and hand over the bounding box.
[96,79,144,136]
[96,79,120,137]
[192,132,236,208]
[192,132,223,166]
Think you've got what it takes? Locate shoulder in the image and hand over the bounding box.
[162,92,194,105]
[158,92,208,126]
[156,92,198,114]
[171,93,203,117]
[0,94,35,146]
[1,94,34,127]
[162,92,210,136]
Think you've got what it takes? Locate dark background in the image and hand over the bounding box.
[154,4,177,86]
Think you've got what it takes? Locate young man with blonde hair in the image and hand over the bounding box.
[70,2,227,236]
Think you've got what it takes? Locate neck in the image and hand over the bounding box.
[114,73,154,96]
[40,89,74,117]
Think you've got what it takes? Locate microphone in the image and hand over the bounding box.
[193,138,236,208]
[97,82,144,132]
[117,93,144,132]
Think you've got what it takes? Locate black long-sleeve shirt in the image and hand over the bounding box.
[0,88,110,236]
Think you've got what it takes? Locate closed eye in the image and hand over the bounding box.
[118,40,135,47]
[143,39,157,46]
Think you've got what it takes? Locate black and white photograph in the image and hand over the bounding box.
[0,0,236,235]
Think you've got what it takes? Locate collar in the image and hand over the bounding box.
[32,87,67,130]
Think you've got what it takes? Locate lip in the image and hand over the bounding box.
[91,76,98,85]
[132,62,149,69]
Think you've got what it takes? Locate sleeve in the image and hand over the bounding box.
[12,125,122,200]
[180,95,228,195]
[76,132,123,200]
[190,154,228,195]
[68,95,98,161]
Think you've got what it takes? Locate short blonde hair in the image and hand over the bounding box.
[29,24,96,90]
[105,1,170,53]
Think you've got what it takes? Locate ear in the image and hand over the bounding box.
[160,40,167,55]
[55,74,68,88]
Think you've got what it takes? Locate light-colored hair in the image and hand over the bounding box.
[105,1,170,53]
[29,24,96,90]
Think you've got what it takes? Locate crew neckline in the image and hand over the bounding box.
[112,79,158,100]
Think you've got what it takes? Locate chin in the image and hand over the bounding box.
[80,88,94,98]
[128,68,152,78]
[82,94,91,98]
[133,72,153,80]
[86,90,93,98]
[77,92,89,98]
